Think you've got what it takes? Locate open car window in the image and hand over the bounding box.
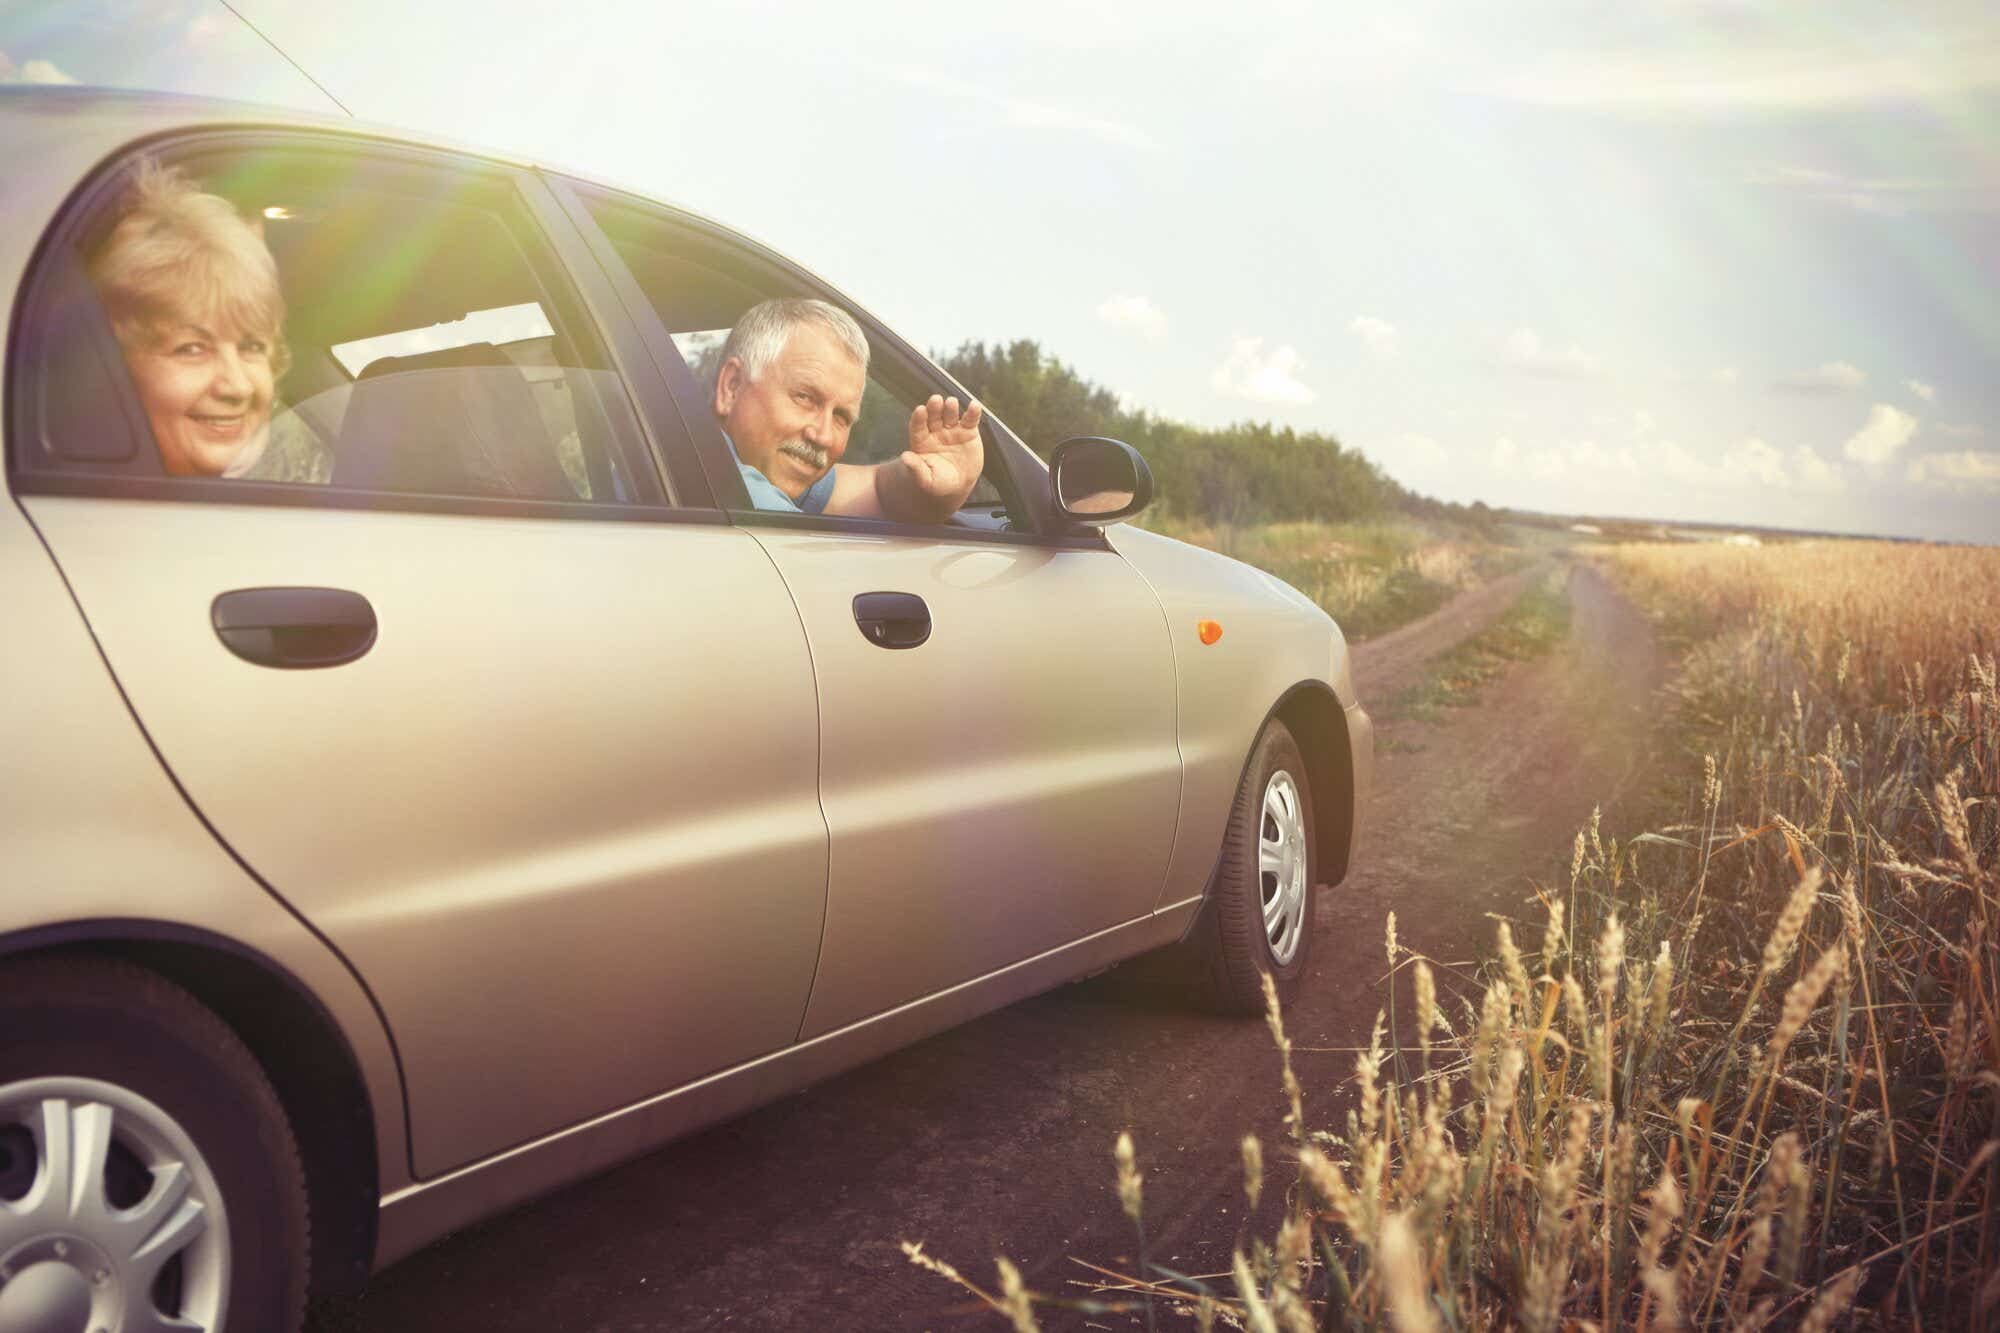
[668,327,1006,516]
[17,140,659,510]
[573,188,1023,531]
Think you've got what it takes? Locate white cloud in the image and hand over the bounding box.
[1210,337,1315,406]
[1935,422,1985,440]
[1789,445,1846,492]
[1904,378,1936,403]
[1646,440,1711,486]
[1565,439,1608,468]
[1719,436,1789,488]
[891,70,1156,149]
[1500,327,1604,380]
[1705,437,1845,492]
[1493,431,1846,498]
[1906,451,2000,491]
[1095,294,1167,340]
[1631,409,1656,436]
[0,50,78,84]
[1843,403,1919,465]
[1348,315,1399,353]
[1712,367,1740,386]
[1774,360,1866,394]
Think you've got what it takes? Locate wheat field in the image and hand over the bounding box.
[916,538,2000,1330]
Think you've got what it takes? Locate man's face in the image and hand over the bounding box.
[714,324,865,499]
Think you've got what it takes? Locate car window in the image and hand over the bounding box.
[575,191,1017,528]
[20,144,654,508]
[669,327,1006,512]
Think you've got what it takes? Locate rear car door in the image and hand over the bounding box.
[562,183,1185,1037]
[10,132,828,1177]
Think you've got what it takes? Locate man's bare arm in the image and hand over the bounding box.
[824,395,984,523]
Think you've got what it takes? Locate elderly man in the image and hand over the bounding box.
[713,298,983,523]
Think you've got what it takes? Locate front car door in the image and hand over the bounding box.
[562,182,1185,1036]
[11,131,829,1176]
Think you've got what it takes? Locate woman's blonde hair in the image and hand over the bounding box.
[86,159,290,376]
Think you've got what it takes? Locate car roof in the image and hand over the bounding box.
[0,83,510,160]
[0,84,993,426]
[0,84,765,255]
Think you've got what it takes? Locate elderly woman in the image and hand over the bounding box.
[87,160,325,481]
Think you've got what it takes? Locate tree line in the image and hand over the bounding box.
[938,339,1498,532]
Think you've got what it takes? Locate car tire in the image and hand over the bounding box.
[1189,719,1318,1014]
[0,954,309,1333]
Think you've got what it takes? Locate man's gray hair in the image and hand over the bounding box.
[722,298,870,384]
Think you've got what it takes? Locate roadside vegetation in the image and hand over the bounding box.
[1142,512,1528,642]
[1385,568,1572,721]
[912,538,2000,1329]
[940,340,1461,529]
[942,339,1549,640]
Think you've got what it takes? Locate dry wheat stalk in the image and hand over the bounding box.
[1761,868,1822,979]
[1379,1213,1441,1333]
[995,1257,1039,1333]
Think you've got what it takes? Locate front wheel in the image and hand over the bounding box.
[1189,719,1318,1014]
[0,955,309,1333]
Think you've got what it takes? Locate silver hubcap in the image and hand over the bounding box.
[0,1078,229,1333]
[1258,769,1309,965]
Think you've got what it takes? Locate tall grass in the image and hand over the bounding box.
[912,539,2000,1329]
[1133,513,1519,640]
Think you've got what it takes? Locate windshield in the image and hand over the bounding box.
[1,1,340,114]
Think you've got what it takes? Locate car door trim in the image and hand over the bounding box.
[528,171,721,510]
[12,470,730,522]
[371,890,1202,1269]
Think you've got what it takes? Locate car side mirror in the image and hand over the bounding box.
[1049,437,1153,527]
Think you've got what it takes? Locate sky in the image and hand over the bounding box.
[5,0,1997,542]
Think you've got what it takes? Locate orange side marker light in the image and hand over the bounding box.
[1197,619,1223,645]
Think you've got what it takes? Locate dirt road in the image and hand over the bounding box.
[310,558,1663,1332]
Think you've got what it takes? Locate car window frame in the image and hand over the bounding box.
[548,175,1110,552]
[7,128,725,526]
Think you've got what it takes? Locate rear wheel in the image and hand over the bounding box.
[0,955,308,1333]
[1189,719,1318,1013]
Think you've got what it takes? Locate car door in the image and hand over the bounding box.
[561,182,1185,1037]
[10,133,829,1177]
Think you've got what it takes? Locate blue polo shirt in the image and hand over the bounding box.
[724,433,836,514]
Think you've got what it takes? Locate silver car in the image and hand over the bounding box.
[0,87,1371,1332]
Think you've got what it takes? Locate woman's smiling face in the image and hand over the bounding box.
[126,318,275,475]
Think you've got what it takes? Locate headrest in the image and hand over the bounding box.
[335,341,576,500]
[357,340,512,380]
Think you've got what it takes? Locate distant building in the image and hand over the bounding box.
[1569,523,1601,535]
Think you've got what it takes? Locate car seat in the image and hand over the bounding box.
[333,341,577,500]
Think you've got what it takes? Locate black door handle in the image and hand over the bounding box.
[212,587,378,669]
[852,591,931,649]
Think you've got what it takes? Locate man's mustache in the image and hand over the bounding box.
[779,438,830,471]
